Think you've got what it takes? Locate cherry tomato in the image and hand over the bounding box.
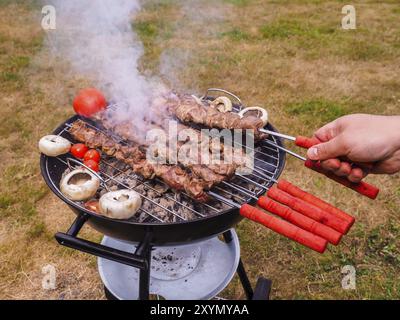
[84,159,99,172]
[84,200,100,213]
[71,143,88,159]
[73,88,107,118]
[84,149,101,163]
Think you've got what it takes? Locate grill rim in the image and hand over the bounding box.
[40,115,286,228]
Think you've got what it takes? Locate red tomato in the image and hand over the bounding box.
[73,88,107,117]
[84,200,100,213]
[84,160,100,172]
[71,143,88,159]
[84,149,101,163]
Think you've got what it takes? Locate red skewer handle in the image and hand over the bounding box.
[295,137,379,199]
[258,197,342,245]
[305,160,380,200]
[240,204,327,253]
[266,187,352,234]
[295,136,322,149]
[277,179,355,226]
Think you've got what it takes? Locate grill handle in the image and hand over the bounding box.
[258,197,342,245]
[266,187,351,234]
[55,233,149,269]
[55,214,152,270]
[240,204,327,253]
[305,160,380,200]
[295,136,322,149]
[277,180,355,225]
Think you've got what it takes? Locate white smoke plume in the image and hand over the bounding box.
[45,0,164,132]
[159,0,227,93]
[44,0,228,133]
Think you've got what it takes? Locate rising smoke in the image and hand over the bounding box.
[45,0,163,132]
[45,0,227,132]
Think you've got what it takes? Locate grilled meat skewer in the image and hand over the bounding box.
[92,112,246,178]
[164,94,268,140]
[69,119,214,202]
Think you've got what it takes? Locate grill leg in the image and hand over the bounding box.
[252,277,272,300]
[138,247,152,300]
[237,258,254,300]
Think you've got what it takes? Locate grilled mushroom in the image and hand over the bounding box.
[99,190,142,220]
[211,96,233,113]
[60,168,100,201]
[238,106,268,126]
[39,135,71,157]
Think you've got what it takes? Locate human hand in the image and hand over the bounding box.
[306,114,400,183]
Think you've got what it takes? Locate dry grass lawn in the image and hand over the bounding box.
[0,0,399,299]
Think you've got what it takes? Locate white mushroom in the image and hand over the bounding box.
[60,168,100,201]
[39,135,71,157]
[238,106,269,126]
[211,96,233,113]
[99,190,142,220]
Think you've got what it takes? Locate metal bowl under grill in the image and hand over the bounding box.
[41,113,286,245]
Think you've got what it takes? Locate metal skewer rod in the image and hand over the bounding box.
[263,140,307,161]
[236,174,269,190]
[208,191,240,209]
[204,88,379,200]
[55,157,166,222]
[250,167,276,180]
[249,169,278,184]
[214,186,248,203]
[102,160,206,218]
[220,182,259,201]
[259,129,296,142]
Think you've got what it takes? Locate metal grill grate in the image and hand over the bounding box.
[44,111,284,224]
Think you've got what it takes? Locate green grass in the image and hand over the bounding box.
[28,220,47,238]
[132,5,176,72]
[134,21,159,39]
[223,0,251,6]
[255,13,400,61]
[285,99,349,125]
[0,0,399,300]
[0,194,14,209]
[8,55,30,70]
[366,221,400,265]
[260,20,336,40]
[220,28,250,41]
[1,71,21,82]
[341,40,388,61]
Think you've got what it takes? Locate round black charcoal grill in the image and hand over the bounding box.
[41,107,286,246]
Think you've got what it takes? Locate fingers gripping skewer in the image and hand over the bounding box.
[202,88,379,199]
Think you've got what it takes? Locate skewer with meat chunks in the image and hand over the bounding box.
[69,119,213,202]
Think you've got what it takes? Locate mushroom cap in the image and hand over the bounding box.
[60,168,100,201]
[99,190,142,220]
[39,135,71,157]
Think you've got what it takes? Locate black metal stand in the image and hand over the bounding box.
[223,230,271,300]
[55,215,271,300]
